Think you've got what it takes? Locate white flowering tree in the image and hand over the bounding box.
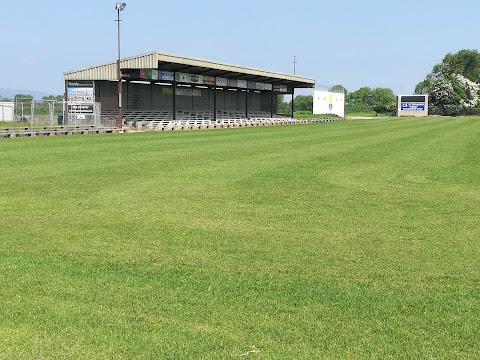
[415,49,480,115]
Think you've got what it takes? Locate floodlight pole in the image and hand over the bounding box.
[116,3,126,128]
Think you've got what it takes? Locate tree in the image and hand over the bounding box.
[345,86,396,115]
[277,94,290,114]
[293,95,313,112]
[371,88,396,113]
[415,49,480,115]
[15,94,34,101]
[43,95,63,102]
[330,85,347,96]
[346,87,373,106]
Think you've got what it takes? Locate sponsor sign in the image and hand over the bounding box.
[237,80,248,88]
[146,69,158,80]
[216,77,228,86]
[159,71,174,81]
[228,79,238,87]
[203,76,215,85]
[401,102,425,111]
[176,72,191,83]
[67,80,94,102]
[67,80,93,88]
[140,69,147,79]
[190,74,203,84]
[256,82,274,91]
[162,87,173,95]
[273,85,288,93]
[67,88,94,102]
[67,104,94,113]
[176,72,204,84]
[175,89,202,96]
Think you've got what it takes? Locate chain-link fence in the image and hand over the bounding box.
[4,99,102,127]
[65,102,101,126]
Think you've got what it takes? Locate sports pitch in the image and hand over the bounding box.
[1,117,479,358]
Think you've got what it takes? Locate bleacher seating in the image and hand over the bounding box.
[99,109,339,131]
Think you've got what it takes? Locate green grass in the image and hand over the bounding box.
[345,111,378,117]
[0,121,52,128]
[1,117,480,358]
[0,121,28,128]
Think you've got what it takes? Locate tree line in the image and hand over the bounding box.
[0,94,64,117]
[280,49,480,117]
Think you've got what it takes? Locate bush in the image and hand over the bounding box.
[429,105,480,116]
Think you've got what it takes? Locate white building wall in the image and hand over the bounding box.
[313,90,344,117]
[0,102,15,121]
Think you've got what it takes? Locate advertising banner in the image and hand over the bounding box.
[159,71,174,81]
[67,80,94,102]
[176,72,204,84]
[237,80,247,88]
[190,74,203,84]
[203,76,215,85]
[273,85,288,93]
[401,103,425,111]
[176,72,191,83]
[67,80,94,88]
[216,77,228,86]
[256,83,272,91]
[67,104,94,113]
[146,69,159,80]
[175,89,202,96]
[228,79,238,87]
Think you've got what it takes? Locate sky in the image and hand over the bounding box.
[1,0,479,97]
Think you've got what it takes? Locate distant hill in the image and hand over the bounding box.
[0,88,53,100]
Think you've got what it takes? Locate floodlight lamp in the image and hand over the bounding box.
[115,3,126,11]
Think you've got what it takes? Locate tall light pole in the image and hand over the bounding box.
[115,3,126,128]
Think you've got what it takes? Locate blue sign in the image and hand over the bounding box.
[401,102,425,111]
[158,71,174,81]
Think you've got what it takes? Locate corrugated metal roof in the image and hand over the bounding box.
[64,51,315,88]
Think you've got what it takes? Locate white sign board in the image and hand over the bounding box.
[313,90,345,117]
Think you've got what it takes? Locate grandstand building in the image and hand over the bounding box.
[64,51,315,128]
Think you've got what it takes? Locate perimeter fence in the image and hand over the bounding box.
[1,99,102,127]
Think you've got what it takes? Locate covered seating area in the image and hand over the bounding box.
[64,51,316,128]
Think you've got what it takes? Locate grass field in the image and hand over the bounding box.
[1,117,479,359]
